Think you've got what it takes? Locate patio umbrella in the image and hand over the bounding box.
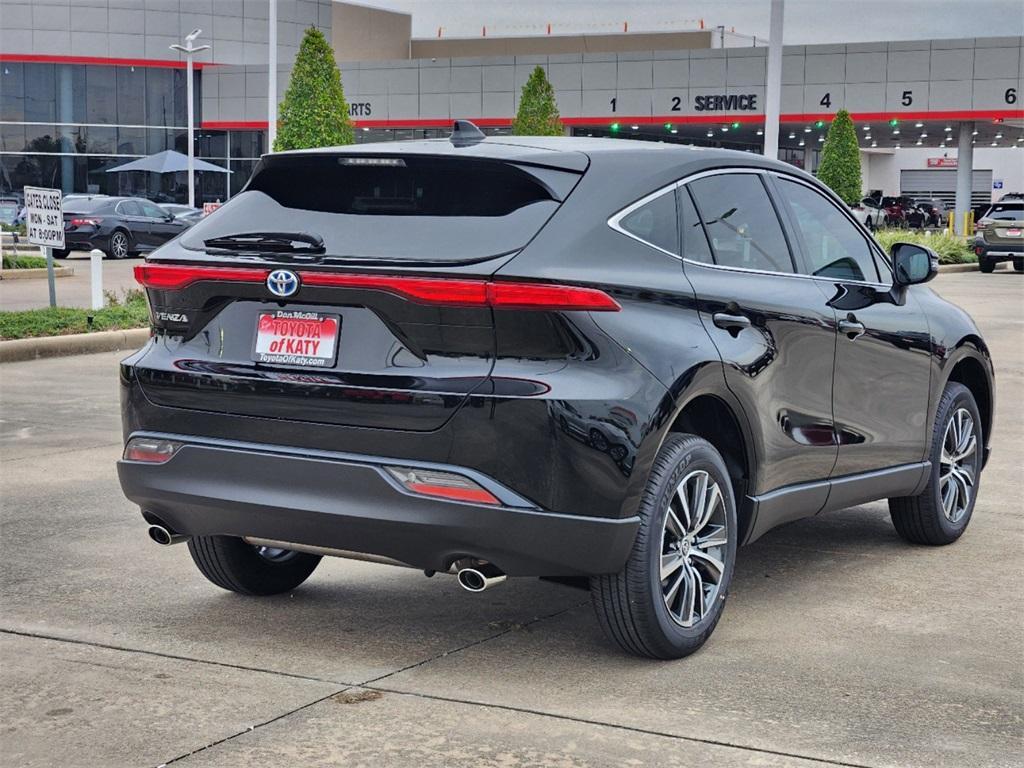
[105,150,231,174]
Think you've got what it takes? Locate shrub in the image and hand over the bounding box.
[1,254,47,270]
[274,27,354,151]
[0,289,150,340]
[872,229,976,264]
[512,66,564,136]
[817,109,862,205]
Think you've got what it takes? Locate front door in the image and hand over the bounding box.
[139,200,187,248]
[772,175,932,478]
[680,171,839,508]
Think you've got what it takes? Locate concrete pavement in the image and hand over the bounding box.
[0,270,1021,767]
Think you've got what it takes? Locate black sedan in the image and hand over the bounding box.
[57,196,193,258]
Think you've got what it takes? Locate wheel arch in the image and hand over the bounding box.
[941,338,994,466]
[663,387,757,543]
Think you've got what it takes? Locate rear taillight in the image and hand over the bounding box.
[384,466,500,505]
[70,217,102,227]
[134,264,620,311]
[123,437,183,463]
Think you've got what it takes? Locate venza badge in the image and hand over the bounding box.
[267,269,300,298]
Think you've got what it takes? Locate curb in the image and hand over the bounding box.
[0,266,75,280]
[937,263,980,273]
[0,327,150,363]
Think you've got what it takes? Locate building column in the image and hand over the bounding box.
[57,65,75,194]
[954,121,974,235]
[762,0,784,159]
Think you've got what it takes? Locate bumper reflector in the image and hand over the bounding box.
[384,466,500,505]
[123,437,184,464]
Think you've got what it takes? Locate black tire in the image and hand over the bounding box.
[187,535,321,595]
[889,382,983,546]
[978,258,995,273]
[591,434,737,659]
[52,248,70,259]
[105,229,130,259]
[1014,258,1023,272]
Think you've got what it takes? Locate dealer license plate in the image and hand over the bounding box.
[1002,228,1022,237]
[253,311,339,367]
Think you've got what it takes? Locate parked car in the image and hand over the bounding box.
[974,200,1024,272]
[0,197,20,226]
[880,195,913,227]
[119,131,993,659]
[850,197,885,230]
[57,196,193,258]
[998,192,1023,202]
[157,203,205,226]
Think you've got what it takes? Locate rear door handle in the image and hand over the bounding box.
[838,318,866,340]
[712,312,752,336]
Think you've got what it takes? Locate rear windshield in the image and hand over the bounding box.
[64,198,115,214]
[181,155,578,262]
[983,203,1023,220]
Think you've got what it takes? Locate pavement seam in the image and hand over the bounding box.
[358,686,881,768]
[0,441,124,464]
[0,628,348,686]
[357,600,590,687]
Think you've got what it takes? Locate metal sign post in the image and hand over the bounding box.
[24,186,65,308]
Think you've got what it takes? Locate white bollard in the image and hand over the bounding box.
[90,249,104,310]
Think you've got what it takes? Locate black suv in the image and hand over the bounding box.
[118,131,994,659]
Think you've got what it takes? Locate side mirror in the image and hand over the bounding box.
[890,242,939,286]
[164,213,175,222]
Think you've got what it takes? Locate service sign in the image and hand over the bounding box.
[24,186,64,249]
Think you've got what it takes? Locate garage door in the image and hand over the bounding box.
[900,169,992,208]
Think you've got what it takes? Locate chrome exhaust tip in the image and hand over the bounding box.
[455,560,506,592]
[147,524,188,546]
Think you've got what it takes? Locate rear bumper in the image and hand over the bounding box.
[975,240,1023,259]
[117,433,640,577]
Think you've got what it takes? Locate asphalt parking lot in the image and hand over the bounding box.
[0,270,1021,768]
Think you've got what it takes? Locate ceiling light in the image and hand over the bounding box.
[915,122,923,128]
[707,130,714,137]
[991,141,998,146]
[972,129,978,136]
[892,128,900,135]
[788,131,796,139]
[804,126,811,133]
[798,139,805,146]
[721,125,729,132]
[756,128,764,136]
[871,141,877,147]
[995,132,1003,139]
[944,126,953,132]
[915,140,923,145]
[865,135,872,140]
[670,129,678,134]
[920,132,927,138]
[894,143,901,149]
[862,125,870,131]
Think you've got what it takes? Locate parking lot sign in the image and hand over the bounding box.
[24,186,63,307]
[24,186,65,249]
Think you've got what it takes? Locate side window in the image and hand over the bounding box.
[617,189,678,254]
[688,174,795,273]
[139,201,166,219]
[679,186,714,264]
[777,178,880,282]
[117,200,142,216]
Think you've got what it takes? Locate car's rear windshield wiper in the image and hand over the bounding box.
[203,232,325,255]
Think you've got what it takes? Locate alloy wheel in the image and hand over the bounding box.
[111,232,129,259]
[252,544,298,563]
[660,470,729,627]
[939,407,977,524]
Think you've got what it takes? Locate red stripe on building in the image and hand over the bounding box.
[0,53,217,69]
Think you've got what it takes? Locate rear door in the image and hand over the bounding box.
[133,152,583,432]
[772,174,931,476]
[680,170,838,504]
[114,200,150,247]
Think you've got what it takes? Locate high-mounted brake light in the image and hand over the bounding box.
[385,466,500,505]
[134,263,620,311]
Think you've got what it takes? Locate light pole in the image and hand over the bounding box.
[268,0,278,151]
[762,0,784,159]
[170,29,210,208]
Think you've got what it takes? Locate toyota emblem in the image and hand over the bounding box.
[267,269,300,298]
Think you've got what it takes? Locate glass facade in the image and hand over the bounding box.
[0,62,212,201]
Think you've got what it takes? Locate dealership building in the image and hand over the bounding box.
[1,1,1022,211]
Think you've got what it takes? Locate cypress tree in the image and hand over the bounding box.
[816,109,862,205]
[512,66,564,136]
[274,27,354,151]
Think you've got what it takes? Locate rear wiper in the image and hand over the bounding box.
[203,232,325,254]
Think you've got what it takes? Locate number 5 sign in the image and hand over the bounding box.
[24,186,65,249]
